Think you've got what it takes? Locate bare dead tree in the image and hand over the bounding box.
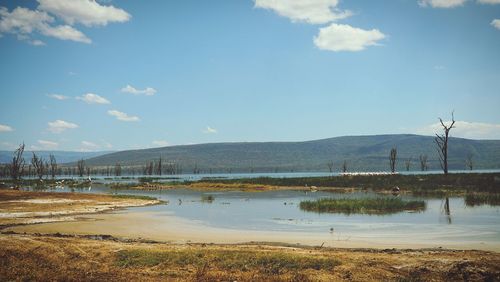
[405,157,412,171]
[435,112,456,175]
[145,161,154,175]
[31,152,45,180]
[115,163,122,176]
[419,154,428,171]
[465,152,473,171]
[156,156,162,176]
[9,143,25,181]
[327,161,334,173]
[342,160,348,173]
[77,159,85,177]
[49,154,57,179]
[389,147,397,173]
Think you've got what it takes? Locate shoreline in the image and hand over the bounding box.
[7,210,500,252]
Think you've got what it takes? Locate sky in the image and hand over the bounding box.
[0,0,499,152]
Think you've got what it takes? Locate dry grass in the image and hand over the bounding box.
[0,233,499,281]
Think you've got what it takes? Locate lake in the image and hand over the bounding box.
[22,182,500,251]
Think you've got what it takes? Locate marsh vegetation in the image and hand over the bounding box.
[299,197,426,215]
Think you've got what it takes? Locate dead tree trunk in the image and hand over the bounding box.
[389,147,397,173]
[77,159,85,177]
[419,154,428,171]
[342,160,348,173]
[49,154,57,179]
[435,112,456,175]
[9,143,25,181]
[465,153,473,171]
[405,157,412,171]
[327,161,333,173]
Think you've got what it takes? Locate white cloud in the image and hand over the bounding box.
[418,0,467,8]
[418,120,500,139]
[121,84,157,96]
[434,65,446,70]
[37,0,131,27]
[48,119,78,133]
[31,139,59,150]
[102,141,113,149]
[478,0,500,4]
[491,19,500,30]
[108,110,140,122]
[48,93,69,100]
[0,124,13,132]
[39,23,91,43]
[314,23,386,52]
[254,0,351,24]
[76,93,110,104]
[0,141,17,150]
[0,6,91,44]
[30,39,45,46]
[79,140,99,151]
[203,126,217,134]
[152,140,169,147]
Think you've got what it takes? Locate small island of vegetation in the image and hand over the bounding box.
[299,197,426,215]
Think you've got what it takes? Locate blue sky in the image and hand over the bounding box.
[0,0,499,151]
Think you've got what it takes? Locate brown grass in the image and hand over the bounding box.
[0,233,499,281]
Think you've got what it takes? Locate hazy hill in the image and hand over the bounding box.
[80,134,500,172]
[0,150,113,164]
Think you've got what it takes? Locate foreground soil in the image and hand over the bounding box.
[0,233,499,282]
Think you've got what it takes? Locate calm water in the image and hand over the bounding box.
[33,183,500,247]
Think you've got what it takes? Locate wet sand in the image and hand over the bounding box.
[9,210,500,251]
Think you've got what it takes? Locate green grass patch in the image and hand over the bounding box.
[199,173,500,195]
[110,194,157,201]
[464,193,500,207]
[201,194,215,203]
[116,249,340,274]
[299,197,426,215]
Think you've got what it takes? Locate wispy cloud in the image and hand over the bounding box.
[0,141,17,150]
[478,0,500,4]
[152,140,169,147]
[31,139,59,150]
[47,93,69,100]
[121,84,157,96]
[418,0,467,8]
[78,140,99,151]
[47,119,78,133]
[254,0,351,24]
[0,124,13,132]
[76,93,110,104]
[203,126,217,134]
[491,19,500,30]
[108,110,140,122]
[314,23,386,52]
[434,65,446,70]
[417,120,500,139]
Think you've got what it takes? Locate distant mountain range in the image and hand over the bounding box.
[0,150,113,165]
[78,134,500,172]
